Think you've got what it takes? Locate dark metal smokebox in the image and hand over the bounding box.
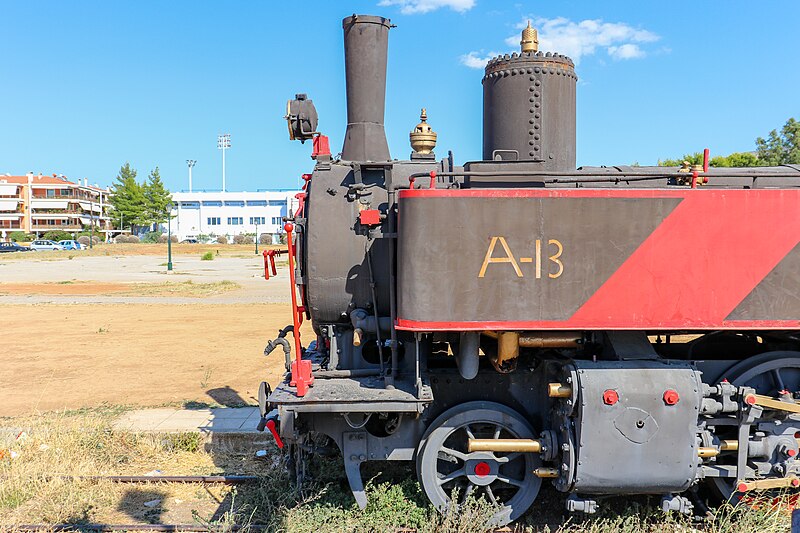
[482,52,576,170]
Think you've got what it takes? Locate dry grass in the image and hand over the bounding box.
[0,408,797,531]
[124,280,240,297]
[0,243,284,262]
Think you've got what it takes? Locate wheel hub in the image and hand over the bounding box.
[465,453,498,486]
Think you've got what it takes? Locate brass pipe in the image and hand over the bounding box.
[497,332,520,364]
[548,383,572,398]
[468,438,541,453]
[719,440,738,451]
[482,331,581,349]
[697,447,719,458]
[533,467,559,478]
[519,332,581,348]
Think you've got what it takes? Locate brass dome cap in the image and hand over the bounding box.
[410,108,437,154]
[521,21,538,53]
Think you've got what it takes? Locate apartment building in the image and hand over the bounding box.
[0,173,112,240]
[171,190,300,242]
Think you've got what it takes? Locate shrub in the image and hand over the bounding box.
[43,230,73,242]
[233,234,255,245]
[116,235,140,243]
[77,236,90,246]
[259,233,271,245]
[216,235,228,244]
[9,231,35,242]
[201,251,214,261]
[157,234,178,243]
[142,231,162,243]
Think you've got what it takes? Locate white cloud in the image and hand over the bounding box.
[460,51,501,69]
[501,17,659,64]
[608,43,644,60]
[378,0,475,14]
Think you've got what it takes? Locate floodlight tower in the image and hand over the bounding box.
[217,134,231,192]
[186,159,196,192]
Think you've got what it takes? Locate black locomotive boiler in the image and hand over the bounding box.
[259,14,800,524]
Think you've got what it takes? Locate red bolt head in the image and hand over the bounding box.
[602,389,619,405]
[663,389,680,405]
[737,482,748,492]
[789,449,797,458]
[284,222,294,232]
[745,394,757,405]
[792,478,800,487]
[474,461,490,477]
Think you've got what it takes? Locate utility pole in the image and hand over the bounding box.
[217,134,231,192]
[255,221,259,255]
[186,160,196,192]
[167,202,174,271]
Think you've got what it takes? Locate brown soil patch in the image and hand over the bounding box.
[0,303,308,416]
[0,280,241,297]
[0,281,131,295]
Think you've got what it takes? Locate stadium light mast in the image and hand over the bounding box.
[217,134,231,192]
[186,159,196,192]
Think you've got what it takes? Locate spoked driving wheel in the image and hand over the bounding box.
[710,351,800,500]
[416,401,541,526]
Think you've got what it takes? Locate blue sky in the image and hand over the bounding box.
[1,0,798,191]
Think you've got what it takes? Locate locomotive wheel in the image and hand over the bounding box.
[415,401,541,526]
[710,351,800,500]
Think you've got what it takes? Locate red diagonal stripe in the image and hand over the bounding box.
[570,189,800,328]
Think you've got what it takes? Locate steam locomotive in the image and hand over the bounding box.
[259,14,800,524]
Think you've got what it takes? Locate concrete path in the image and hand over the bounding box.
[114,407,261,434]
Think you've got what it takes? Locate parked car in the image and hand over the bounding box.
[30,239,64,251]
[0,242,30,253]
[58,240,83,250]
[181,238,199,244]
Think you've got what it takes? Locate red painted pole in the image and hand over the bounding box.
[703,148,710,173]
[284,222,313,396]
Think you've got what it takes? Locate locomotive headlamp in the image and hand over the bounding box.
[285,93,319,143]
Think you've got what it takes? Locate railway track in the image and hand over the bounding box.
[8,474,270,532]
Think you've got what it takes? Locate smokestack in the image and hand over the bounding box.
[341,15,392,162]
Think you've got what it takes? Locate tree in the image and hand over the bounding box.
[710,152,758,167]
[756,118,800,165]
[109,163,146,232]
[143,167,172,228]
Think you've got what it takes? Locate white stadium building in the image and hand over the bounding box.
[170,190,300,243]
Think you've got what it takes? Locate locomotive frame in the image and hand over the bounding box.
[260,13,800,525]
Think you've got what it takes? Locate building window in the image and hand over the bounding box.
[225,201,245,207]
[207,217,221,226]
[61,189,71,196]
[268,199,287,207]
[271,217,282,225]
[181,201,200,209]
[46,189,55,198]
[227,217,243,225]
[203,201,222,207]
[247,200,267,206]
[250,216,265,225]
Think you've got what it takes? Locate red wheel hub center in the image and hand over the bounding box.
[474,461,491,477]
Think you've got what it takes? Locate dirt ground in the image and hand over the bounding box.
[0,303,302,417]
[0,246,308,417]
